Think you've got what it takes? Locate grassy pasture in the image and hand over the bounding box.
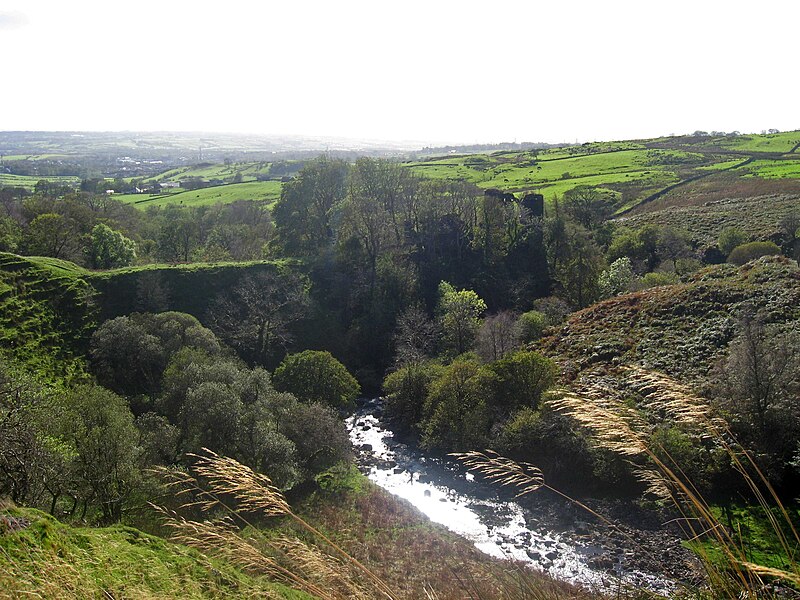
[661,131,800,154]
[115,180,283,208]
[0,173,80,190]
[0,153,69,161]
[718,131,800,153]
[409,147,710,208]
[147,161,274,183]
[744,158,800,179]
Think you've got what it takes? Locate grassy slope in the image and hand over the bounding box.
[0,253,96,379]
[0,253,298,376]
[619,193,800,248]
[0,507,309,600]
[114,180,283,209]
[407,130,800,214]
[0,474,585,600]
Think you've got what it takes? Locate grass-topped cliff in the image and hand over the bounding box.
[0,253,299,377]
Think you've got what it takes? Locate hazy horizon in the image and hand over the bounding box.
[1,1,796,145]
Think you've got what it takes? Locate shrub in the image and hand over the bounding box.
[598,257,635,298]
[727,241,781,265]
[718,226,748,257]
[633,270,679,290]
[273,350,360,409]
[517,310,548,343]
[420,357,494,451]
[382,361,444,436]
[487,350,558,413]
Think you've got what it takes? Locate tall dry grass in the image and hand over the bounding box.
[151,449,398,600]
[458,366,800,598]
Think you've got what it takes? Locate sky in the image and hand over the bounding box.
[0,0,797,145]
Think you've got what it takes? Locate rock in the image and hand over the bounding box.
[574,521,590,535]
[545,550,559,561]
[392,467,404,474]
[589,556,615,570]
[526,550,540,560]
[360,443,372,451]
[423,489,431,497]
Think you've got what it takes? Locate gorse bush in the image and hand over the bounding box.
[727,241,781,265]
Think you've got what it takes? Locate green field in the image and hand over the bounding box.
[405,131,800,213]
[147,161,275,183]
[0,173,81,190]
[715,131,800,153]
[657,131,800,154]
[115,179,283,208]
[0,153,70,161]
[408,146,721,209]
[744,158,800,179]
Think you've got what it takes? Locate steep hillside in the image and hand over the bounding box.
[0,254,96,378]
[539,256,800,382]
[618,193,800,249]
[86,259,296,321]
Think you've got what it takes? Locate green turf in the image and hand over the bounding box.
[146,161,274,183]
[744,159,800,179]
[0,507,311,599]
[115,180,283,208]
[0,173,81,190]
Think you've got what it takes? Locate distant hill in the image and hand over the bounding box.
[405,131,800,215]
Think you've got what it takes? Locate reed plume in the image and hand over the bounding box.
[151,448,400,600]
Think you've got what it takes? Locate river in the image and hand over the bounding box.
[347,398,688,596]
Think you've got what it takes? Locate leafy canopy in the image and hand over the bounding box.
[273,350,360,409]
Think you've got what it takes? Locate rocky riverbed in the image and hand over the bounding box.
[347,398,703,595]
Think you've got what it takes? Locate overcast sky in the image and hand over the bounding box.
[0,0,796,145]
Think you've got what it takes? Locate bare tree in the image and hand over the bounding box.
[393,304,438,366]
[476,311,521,362]
[207,271,309,367]
[717,317,800,432]
[713,315,800,480]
